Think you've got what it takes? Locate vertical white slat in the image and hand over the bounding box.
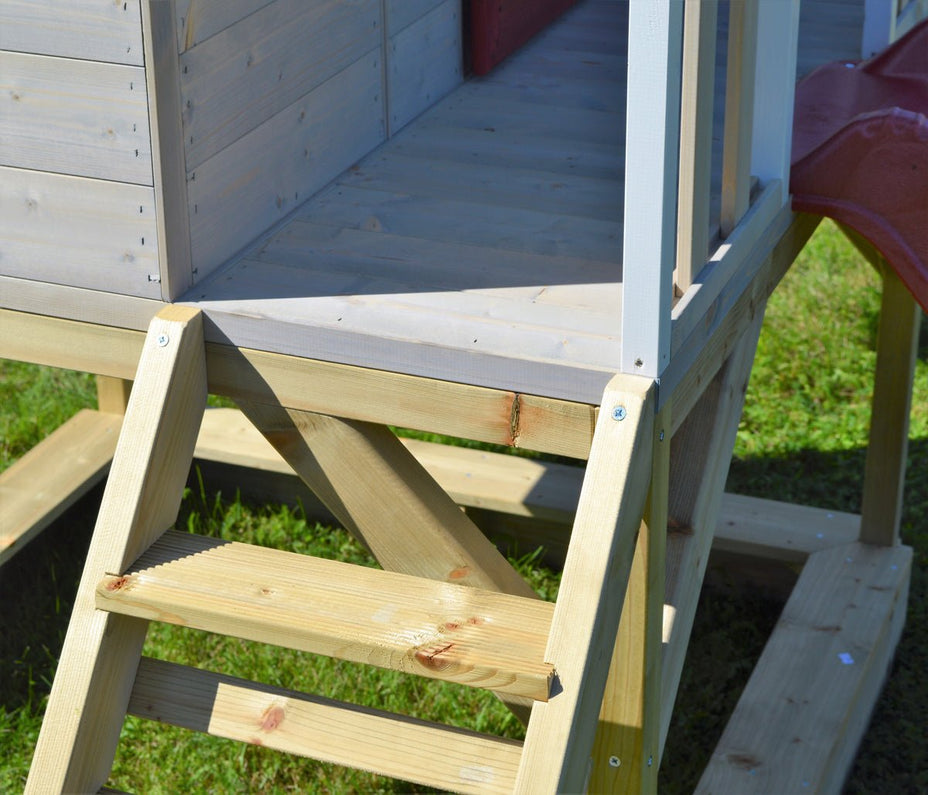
[751,0,799,206]
[720,0,758,238]
[863,0,895,56]
[621,0,684,378]
[675,0,719,294]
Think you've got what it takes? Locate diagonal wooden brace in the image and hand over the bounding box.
[26,307,207,793]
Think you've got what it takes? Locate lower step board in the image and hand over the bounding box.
[97,530,555,701]
[129,656,523,794]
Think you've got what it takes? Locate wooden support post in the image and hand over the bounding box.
[96,375,133,414]
[515,374,656,793]
[660,305,766,753]
[859,266,921,546]
[26,307,207,793]
[720,0,758,238]
[589,401,671,793]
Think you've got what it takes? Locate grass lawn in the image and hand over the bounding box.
[1,220,926,792]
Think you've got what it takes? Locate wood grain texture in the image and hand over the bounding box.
[25,307,207,793]
[99,529,554,700]
[0,0,143,65]
[589,402,670,792]
[0,410,121,566]
[0,52,152,184]
[516,374,655,793]
[130,656,523,794]
[698,542,912,794]
[0,167,161,298]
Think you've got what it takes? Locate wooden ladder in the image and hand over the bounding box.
[25,306,671,794]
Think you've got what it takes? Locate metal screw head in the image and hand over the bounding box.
[609,756,621,768]
[611,405,627,421]
[648,755,653,767]
[659,430,665,441]
[156,333,170,347]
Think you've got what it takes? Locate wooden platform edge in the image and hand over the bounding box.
[0,409,122,566]
[697,542,912,794]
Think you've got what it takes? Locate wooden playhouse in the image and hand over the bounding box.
[1,0,924,791]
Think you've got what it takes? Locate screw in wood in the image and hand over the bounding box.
[611,405,627,421]
[156,334,170,347]
[609,756,621,768]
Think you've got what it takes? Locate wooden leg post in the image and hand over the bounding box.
[96,375,133,414]
[26,307,207,793]
[589,399,671,793]
[661,306,766,753]
[515,374,656,793]
[859,265,921,546]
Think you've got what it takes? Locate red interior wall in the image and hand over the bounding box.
[469,0,582,75]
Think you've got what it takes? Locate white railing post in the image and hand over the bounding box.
[621,0,684,379]
[751,0,800,207]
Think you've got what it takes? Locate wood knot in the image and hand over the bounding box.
[104,575,131,592]
[415,643,456,671]
[448,566,470,581]
[259,704,285,732]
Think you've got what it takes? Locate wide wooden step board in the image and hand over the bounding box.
[97,529,554,701]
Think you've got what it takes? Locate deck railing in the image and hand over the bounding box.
[622,0,800,387]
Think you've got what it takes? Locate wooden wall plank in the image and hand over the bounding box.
[0,168,162,299]
[0,52,152,185]
[387,0,463,133]
[187,52,385,275]
[386,0,448,35]
[180,0,382,170]
[0,0,143,65]
[174,0,276,53]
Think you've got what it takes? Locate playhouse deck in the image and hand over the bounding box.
[180,0,865,403]
[0,0,867,405]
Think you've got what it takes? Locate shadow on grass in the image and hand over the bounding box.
[2,438,925,792]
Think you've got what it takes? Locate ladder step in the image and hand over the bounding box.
[97,530,555,700]
[129,656,522,794]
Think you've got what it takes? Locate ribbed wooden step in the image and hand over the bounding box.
[129,656,522,794]
[97,530,555,700]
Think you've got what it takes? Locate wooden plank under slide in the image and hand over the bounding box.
[698,542,912,794]
[26,307,207,793]
[97,529,555,701]
[0,409,121,566]
[130,656,521,794]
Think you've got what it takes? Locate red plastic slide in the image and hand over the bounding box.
[791,20,928,310]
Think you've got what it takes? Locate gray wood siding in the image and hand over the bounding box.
[0,167,161,299]
[0,51,152,185]
[0,0,144,66]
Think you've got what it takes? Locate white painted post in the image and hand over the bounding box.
[751,0,800,207]
[621,0,684,378]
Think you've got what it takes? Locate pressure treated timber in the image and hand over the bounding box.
[129,656,522,795]
[0,309,597,460]
[97,529,554,701]
[0,409,121,566]
[191,406,862,564]
[859,266,921,546]
[516,374,655,792]
[589,402,670,793]
[25,307,207,793]
[698,542,912,794]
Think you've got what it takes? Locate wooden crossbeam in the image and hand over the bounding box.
[699,542,912,793]
[25,306,207,793]
[129,656,523,795]
[0,409,121,565]
[98,530,554,700]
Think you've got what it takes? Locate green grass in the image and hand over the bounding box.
[2,220,926,792]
